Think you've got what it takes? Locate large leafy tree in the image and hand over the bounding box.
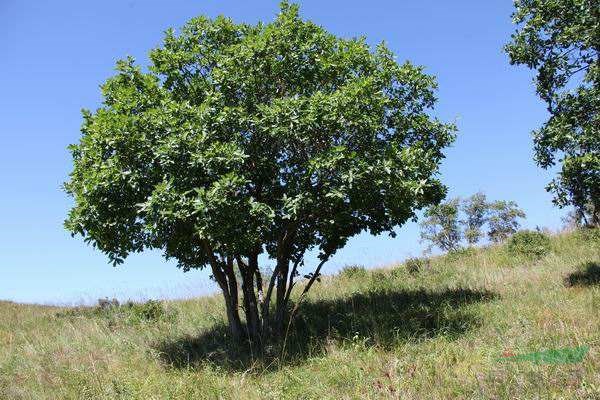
[505,0,599,226]
[65,2,455,345]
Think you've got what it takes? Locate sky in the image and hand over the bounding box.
[0,0,566,305]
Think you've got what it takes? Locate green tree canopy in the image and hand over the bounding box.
[505,0,599,226]
[462,192,489,245]
[65,2,456,344]
[420,198,462,252]
[420,194,526,250]
[488,200,526,243]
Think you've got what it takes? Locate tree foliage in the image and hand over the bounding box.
[420,194,526,250]
[64,2,455,344]
[487,200,526,243]
[505,0,600,225]
[462,192,489,245]
[420,198,462,252]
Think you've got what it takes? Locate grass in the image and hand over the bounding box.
[1,229,599,399]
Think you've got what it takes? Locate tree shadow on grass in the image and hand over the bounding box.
[565,262,600,287]
[155,288,497,373]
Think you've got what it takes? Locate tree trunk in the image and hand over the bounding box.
[240,267,262,347]
[204,245,244,343]
[223,291,243,341]
[261,266,278,336]
[592,206,600,227]
[274,257,289,337]
[221,257,246,343]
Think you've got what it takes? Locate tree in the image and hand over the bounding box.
[461,192,489,245]
[64,2,455,346]
[505,0,600,226]
[487,200,526,243]
[420,198,462,252]
[420,194,527,250]
[562,201,597,229]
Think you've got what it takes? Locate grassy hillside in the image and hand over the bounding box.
[1,230,599,399]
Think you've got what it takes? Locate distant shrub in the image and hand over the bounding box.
[576,227,600,243]
[340,265,367,278]
[370,270,388,283]
[390,266,404,279]
[58,299,175,324]
[508,230,551,259]
[404,257,429,274]
[446,247,476,261]
[97,297,119,310]
[367,270,393,290]
[124,300,170,322]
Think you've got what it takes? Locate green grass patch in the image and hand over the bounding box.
[1,229,599,399]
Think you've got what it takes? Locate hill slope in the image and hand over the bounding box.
[1,230,599,399]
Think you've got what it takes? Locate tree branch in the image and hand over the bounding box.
[283,252,304,306]
[261,263,278,332]
[281,253,331,359]
[299,255,331,299]
[201,240,228,293]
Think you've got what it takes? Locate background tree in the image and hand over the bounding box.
[505,0,599,226]
[420,198,462,252]
[461,192,489,245]
[64,2,455,346]
[421,194,527,249]
[487,200,526,243]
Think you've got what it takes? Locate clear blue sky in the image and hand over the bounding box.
[0,0,564,305]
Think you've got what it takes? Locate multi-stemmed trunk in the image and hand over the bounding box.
[210,255,293,348]
[203,235,331,350]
